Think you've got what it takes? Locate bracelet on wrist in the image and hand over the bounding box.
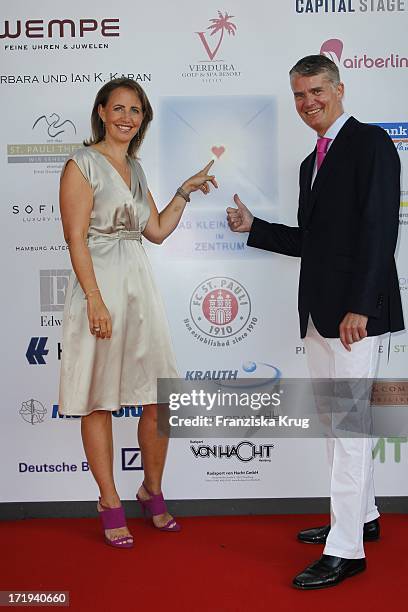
[175,186,191,203]
[84,289,100,300]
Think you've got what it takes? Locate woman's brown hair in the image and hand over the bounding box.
[84,78,153,157]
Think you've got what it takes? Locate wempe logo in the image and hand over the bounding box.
[182,11,241,84]
[0,18,120,39]
[373,123,408,153]
[191,441,274,462]
[184,276,258,347]
[320,38,408,70]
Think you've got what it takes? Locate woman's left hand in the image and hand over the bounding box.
[181,160,218,196]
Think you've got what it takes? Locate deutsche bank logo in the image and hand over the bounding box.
[26,337,48,364]
[121,447,143,471]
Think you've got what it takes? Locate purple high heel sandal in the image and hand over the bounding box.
[98,499,134,548]
[136,482,181,532]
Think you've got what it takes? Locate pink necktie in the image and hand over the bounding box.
[316,137,332,171]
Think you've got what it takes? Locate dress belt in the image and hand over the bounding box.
[87,230,142,243]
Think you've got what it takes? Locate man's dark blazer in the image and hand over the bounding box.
[247,116,404,338]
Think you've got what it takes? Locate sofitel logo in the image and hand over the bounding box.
[196,11,237,61]
[0,19,120,39]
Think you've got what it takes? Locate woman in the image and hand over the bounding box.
[59,78,217,548]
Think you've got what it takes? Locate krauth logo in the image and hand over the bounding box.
[26,337,49,364]
[196,11,237,61]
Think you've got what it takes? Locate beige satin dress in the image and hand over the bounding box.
[59,147,178,415]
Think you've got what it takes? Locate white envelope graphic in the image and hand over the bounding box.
[158,95,278,212]
[156,96,278,260]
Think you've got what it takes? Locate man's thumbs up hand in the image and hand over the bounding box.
[227,194,254,233]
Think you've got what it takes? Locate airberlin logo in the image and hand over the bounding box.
[182,11,241,83]
[320,38,408,69]
[0,19,120,39]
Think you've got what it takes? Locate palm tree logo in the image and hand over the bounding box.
[196,11,237,61]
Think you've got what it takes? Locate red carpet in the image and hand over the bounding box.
[1,514,407,611]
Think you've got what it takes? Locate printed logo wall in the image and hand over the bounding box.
[1,1,407,503]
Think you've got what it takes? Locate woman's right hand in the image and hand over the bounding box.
[181,160,218,196]
[86,292,112,339]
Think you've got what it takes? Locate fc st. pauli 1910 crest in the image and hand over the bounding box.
[190,277,250,338]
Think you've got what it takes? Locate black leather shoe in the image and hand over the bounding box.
[297,518,380,544]
[293,554,366,590]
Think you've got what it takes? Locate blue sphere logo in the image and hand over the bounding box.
[216,360,281,389]
[242,361,257,373]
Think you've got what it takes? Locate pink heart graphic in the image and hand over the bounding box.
[211,146,225,159]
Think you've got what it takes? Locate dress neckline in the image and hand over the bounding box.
[89,146,133,194]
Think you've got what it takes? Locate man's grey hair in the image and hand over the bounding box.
[289,55,341,87]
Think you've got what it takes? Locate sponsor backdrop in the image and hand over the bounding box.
[1,0,407,504]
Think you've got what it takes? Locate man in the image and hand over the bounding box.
[227,55,403,589]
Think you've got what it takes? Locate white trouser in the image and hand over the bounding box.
[304,318,380,559]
